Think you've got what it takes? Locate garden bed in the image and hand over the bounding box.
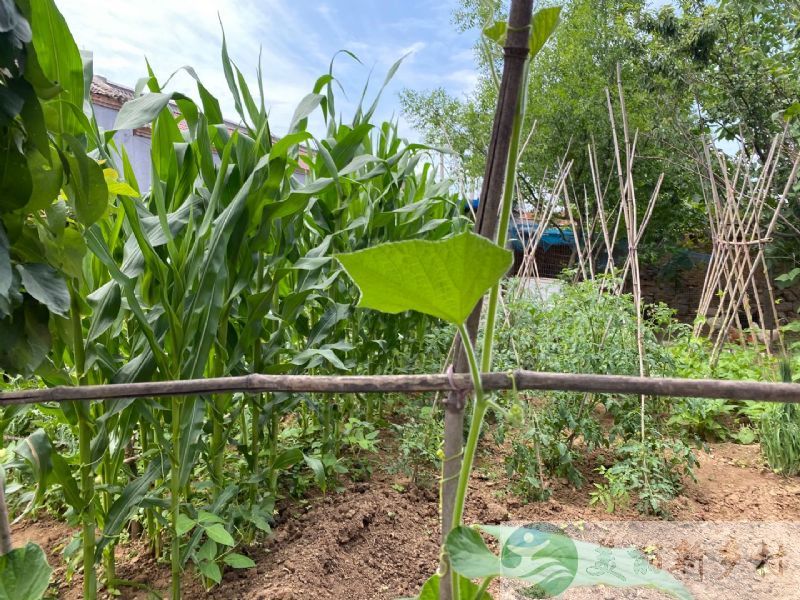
[12,441,800,599]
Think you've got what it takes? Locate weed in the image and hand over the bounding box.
[760,403,800,476]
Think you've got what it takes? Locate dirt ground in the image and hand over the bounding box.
[11,441,800,599]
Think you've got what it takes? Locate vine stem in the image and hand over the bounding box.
[449,323,490,600]
[481,57,530,374]
[451,323,486,530]
[475,576,495,599]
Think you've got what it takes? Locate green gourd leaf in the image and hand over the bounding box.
[336,232,511,325]
[482,6,561,59]
[412,572,492,600]
[529,7,562,59]
[446,525,503,580]
[0,542,52,600]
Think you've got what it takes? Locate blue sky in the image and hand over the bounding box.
[59,0,480,139]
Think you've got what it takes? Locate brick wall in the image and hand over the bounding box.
[637,265,800,328]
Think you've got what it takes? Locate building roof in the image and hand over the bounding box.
[90,75,310,170]
[90,75,246,136]
[91,75,135,109]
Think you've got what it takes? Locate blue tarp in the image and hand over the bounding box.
[465,199,576,253]
[508,220,575,253]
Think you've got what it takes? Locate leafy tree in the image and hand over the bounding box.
[641,0,798,162]
[640,1,800,273]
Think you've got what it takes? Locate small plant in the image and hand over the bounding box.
[391,404,442,487]
[760,403,800,476]
[668,398,734,441]
[595,438,697,517]
[504,437,551,502]
[502,409,550,502]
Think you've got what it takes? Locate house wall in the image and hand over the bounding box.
[94,105,153,191]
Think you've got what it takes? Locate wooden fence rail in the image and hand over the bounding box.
[2,370,800,406]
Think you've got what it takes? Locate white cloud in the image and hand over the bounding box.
[445,69,479,94]
[58,0,479,138]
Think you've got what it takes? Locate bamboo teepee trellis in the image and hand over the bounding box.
[693,132,800,363]
[511,158,573,295]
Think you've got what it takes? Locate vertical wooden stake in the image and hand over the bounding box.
[0,471,12,555]
[439,2,534,599]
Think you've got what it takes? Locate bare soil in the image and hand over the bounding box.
[11,441,800,599]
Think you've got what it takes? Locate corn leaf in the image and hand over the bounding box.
[95,453,168,560]
[28,0,84,135]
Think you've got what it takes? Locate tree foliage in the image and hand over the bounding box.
[641,0,799,162]
[402,0,798,259]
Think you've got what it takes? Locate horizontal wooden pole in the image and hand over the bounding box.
[0,371,799,407]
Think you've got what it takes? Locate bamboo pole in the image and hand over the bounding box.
[1,370,799,405]
[694,131,799,362]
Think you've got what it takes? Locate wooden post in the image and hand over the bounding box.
[440,1,533,599]
[0,471,12,555]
